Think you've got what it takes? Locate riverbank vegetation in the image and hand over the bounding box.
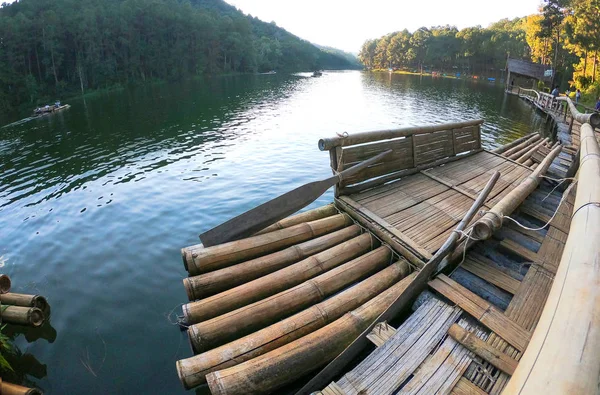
[0,0,356,115]
[359,0,600,103]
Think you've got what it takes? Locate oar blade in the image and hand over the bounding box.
[199,179,333,247]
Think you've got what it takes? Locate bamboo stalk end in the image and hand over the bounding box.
[183,278,196,301]
[0,274,11,294]
[29,307,45,327]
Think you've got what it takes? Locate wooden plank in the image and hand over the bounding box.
[500,238,538,262]
[339,196,433,260]
[366,321,396,347]
[462,258,521,294]
[452,377,488,395]
[429,275,531,352]
[448,324,518,374]
[336,298,462,395]
[400,335,472,395]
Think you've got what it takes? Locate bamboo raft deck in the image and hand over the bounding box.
[173,108,599,394]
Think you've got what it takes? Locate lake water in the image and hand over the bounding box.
[0,71,549,394]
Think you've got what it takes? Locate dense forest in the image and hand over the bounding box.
[0,0,356,114]
[359,0,600,100]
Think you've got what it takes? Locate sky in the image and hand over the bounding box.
[226,0,542,53]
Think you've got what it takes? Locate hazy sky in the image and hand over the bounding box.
[226,0,542,53]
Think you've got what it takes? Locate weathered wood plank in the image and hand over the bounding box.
[451,377,488,395]
[366,321,396,347]
[429,275,531,352]
[448,324,518,374]
[462,258,521,294]
[499,238,538,262]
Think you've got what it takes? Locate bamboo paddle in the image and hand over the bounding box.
[199,149,393,247]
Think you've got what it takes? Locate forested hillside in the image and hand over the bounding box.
[0,0,354,114]
[358,19,529,74]
[359,0,600,101]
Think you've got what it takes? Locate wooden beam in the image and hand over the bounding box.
[451,377,488,395]
[462,257,521,294]
[429,275,531,352]
[500,238,538,262]
[448,324,519,375]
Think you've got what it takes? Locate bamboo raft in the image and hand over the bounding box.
[174,105,599,394]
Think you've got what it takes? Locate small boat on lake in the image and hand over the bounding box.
[173,100,600,394]
[313,70,323,77]
[33,104,70,116]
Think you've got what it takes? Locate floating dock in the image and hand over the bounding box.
[173,99,600,394]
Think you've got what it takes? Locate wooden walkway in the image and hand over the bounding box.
[319,149,574,394]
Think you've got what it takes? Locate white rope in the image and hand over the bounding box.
[481,180,576,232]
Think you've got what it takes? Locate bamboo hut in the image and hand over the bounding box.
[173,108,597,394]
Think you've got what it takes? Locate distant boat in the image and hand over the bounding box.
[312,71,323,77]
[488,77,496,82]
[33,104,70,116]
[260,70,276,75]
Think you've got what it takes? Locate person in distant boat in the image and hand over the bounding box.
[565,88,570,97]
[55,100,61,108]
[576,89,582,103]
[595,97,600,112]
[45,105,50,111]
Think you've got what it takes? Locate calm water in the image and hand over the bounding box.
[0,71,549,394]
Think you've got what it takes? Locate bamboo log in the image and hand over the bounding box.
[558,96,600,128]
[502,135,541,158]
[503,122,600,394]
[184,225,361,300]
[253,204,338,235]
[177,262,412,389]
[508,136,545,160]
[524,158,534,167]
[205,271,416,395]
[300,172,500,394]
[1,306,44,327]
[182,232,376,324]
[188,246,395,353]
[182,213,353,275]
[473,144,562,240]
[1,379,43,395]
[0,293,48,311]
[318,120,484,151]
[491,132,537,154]
[0,274,11,294]
[515,138,549,164]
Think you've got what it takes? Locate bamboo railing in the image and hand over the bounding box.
[502,100,600,394]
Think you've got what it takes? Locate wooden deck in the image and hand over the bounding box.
[319,152,574,395]
[174,117,577,395]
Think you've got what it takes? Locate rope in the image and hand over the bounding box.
[166,303,189,330]
[480,179,576,232]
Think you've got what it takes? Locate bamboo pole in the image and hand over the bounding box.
[558,96,600,128]
[491,132,537,154]
[473,144,562,240]
[524,158,534,167]
[502,135,541,158]
[1,306,45,327]
[503,122,600,394]
[205,271,417,395]
[182,232,377,324]
[318,120,484,151]
[0,293,48,310]
[298,172,500,394]
[184,225,361,300]
[253,204,338,236]
[0,274,11,294]
[515,138,549,164]
[508,136,545,160]
[1,379,43,395]
[177,262,412,389]
[187,246,396,353]
[182,213,353,275]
